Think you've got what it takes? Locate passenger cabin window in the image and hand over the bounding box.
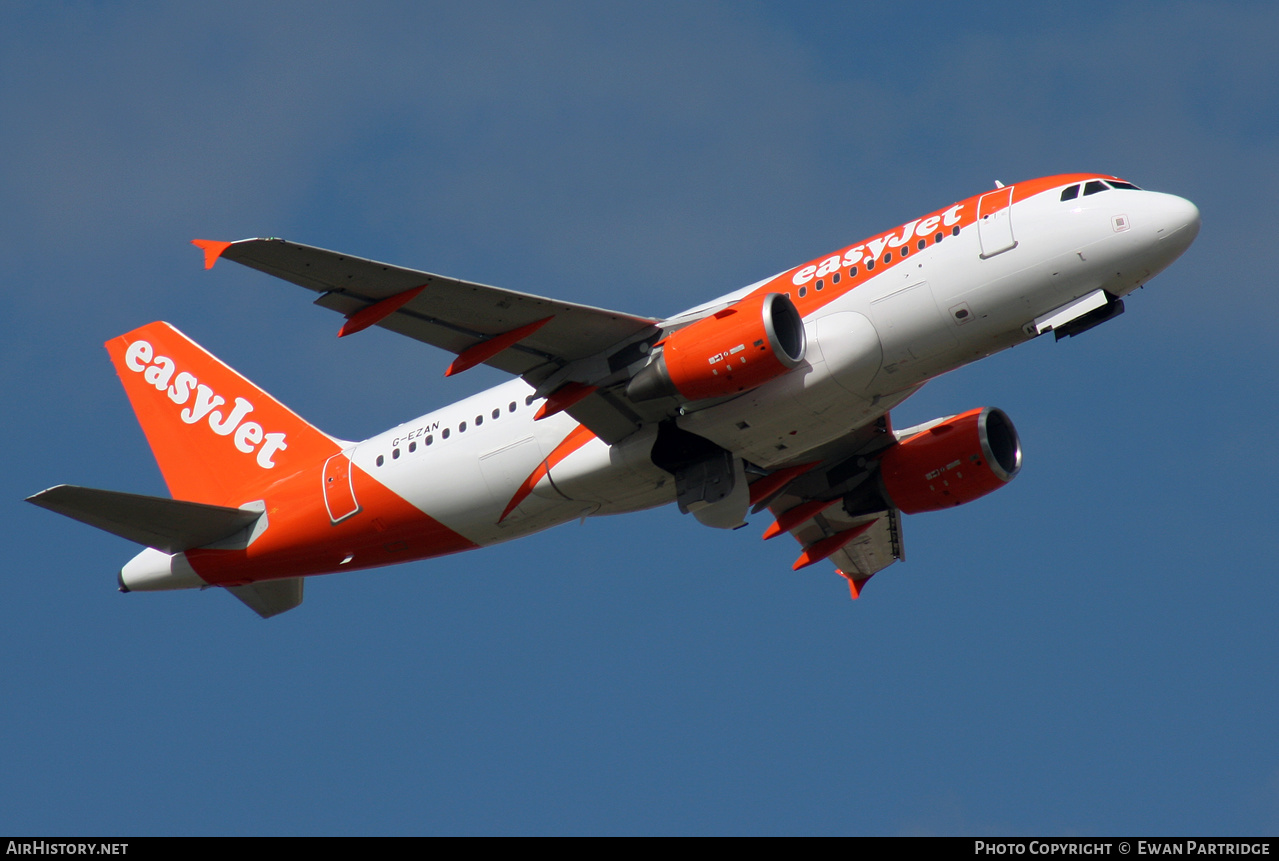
[1060,184,1080,201]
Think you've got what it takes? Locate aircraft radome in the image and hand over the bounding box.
[29,174,1200,617]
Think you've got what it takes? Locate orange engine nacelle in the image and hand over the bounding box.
[878,407,1022,514]
[626,292,806,402]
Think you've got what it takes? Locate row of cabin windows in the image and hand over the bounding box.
[375,393,540,466]
[1060,178,1141,201]
[795,224,962,298]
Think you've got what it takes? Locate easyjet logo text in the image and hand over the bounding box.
[123,339,287,469]
[791,203,966,286]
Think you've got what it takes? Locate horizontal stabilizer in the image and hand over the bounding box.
[227,579,304,619]
[26,485,261,553]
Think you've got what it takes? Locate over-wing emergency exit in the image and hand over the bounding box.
[28,174,1200,617]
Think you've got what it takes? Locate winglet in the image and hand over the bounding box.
[837,570,873,600]
[191,239,233,270]
[446,316,554,377]
[338,285,427,338]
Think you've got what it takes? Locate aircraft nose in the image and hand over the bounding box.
[1153,193,1201,255]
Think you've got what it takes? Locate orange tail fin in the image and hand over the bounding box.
[106,321,342,506]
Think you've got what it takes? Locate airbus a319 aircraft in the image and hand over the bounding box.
[29,174,1200,617]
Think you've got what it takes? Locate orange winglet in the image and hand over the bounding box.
[762,497,839,541]
[445,316,553,377]
[338,285,427,338]
[191,239,233,270]
[837,570,874,600]
[533,382,598,421]
[747,461,820,507]
[791,519,878,571]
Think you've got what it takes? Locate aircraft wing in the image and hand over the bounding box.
[775,501,903,597]
[201,238,660,382]
[754,415,903,596]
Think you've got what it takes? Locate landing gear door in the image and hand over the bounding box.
[977,186,1017,259]
[322,449,361,524]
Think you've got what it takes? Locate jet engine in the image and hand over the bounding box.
[878,407,1022,514]
[627,292,806,402]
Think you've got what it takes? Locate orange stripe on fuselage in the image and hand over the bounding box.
[185,459,478,586]
[745,173,1113,317]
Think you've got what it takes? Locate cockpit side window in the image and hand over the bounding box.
[1107,179,1141,190]
[1083,180,1109,196]
[1060,184,1080,201]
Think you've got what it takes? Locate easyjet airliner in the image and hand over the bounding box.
[28,174,1200,617]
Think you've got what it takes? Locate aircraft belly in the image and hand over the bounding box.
[678,357,884,468]
[947,239,1111,343]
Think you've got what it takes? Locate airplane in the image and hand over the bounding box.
[27,173,1201,618]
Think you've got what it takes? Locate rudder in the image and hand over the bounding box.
[106,321,342,506]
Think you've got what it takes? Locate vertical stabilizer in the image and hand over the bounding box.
[105,321,341,506]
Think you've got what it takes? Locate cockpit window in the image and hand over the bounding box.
[1063,178,1141,203]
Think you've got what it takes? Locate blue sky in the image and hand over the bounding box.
[5,1,1277,835]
